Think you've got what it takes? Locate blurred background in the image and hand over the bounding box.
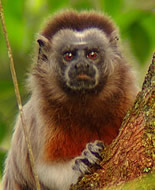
[0,0,154,186]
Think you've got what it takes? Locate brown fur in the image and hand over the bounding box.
[41,10,116,39]
[3,10,137,190]
[35,57,136,162]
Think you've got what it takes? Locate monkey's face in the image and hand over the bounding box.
[37,27,119,97]
[50,28,112,95]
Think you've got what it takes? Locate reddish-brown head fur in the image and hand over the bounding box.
[41,10,116,39]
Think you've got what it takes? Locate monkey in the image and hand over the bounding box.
[2,10,138,190]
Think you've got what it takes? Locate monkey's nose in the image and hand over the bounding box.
[74,63,90,70]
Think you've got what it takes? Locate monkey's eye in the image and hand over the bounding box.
[64,52,74,61]
[87,51,98,60]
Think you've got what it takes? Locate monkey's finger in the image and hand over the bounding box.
[72,158,91,174]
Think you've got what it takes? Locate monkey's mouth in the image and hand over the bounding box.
[76,73,93,81]
[67,72,98,92]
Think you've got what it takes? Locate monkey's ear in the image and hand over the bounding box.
[37,35,50,62]
[109,31,119,47]
[37,35,49,48]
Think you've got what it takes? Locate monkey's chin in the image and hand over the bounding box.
[65,77,99,95]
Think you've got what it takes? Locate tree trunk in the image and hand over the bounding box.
[71,53,155,190]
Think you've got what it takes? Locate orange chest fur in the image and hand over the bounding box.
[43,122,119,162]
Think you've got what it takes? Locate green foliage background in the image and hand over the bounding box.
[0,0,154,185]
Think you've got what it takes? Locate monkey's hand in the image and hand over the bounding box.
[72,141,104,175]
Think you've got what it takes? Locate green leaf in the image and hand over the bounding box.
[47,0,70,11]
[141,13,155,51]
[128,22,151,65]
[0,115,8,144]
[0,151,6,177]
[2,0,25,50]
[71,0,94,10]
[0,81,14,100]
[101,0,123,17]
[0,81,17,129]
[115,10,143,31]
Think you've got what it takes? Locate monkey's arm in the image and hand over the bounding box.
[2,99,104,190]
[36,141,104,190]
[2,101,37,190]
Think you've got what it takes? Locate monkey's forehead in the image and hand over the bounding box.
[51,28,109,51]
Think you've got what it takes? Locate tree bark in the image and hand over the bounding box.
[71,53,155,190]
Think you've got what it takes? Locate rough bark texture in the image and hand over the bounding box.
[70,53,155,190]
